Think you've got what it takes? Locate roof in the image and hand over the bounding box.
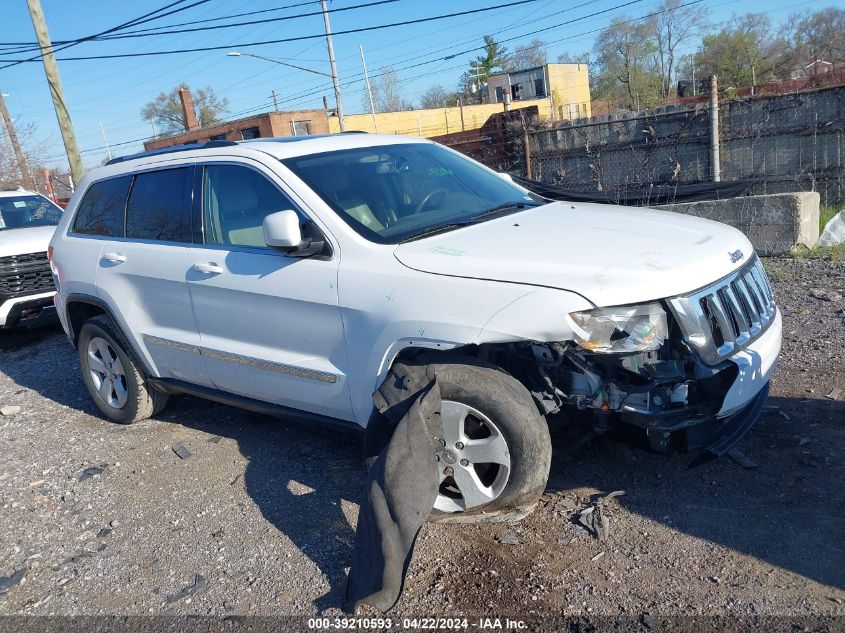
[87,133,432,184]
[106,133,429,166]
[0,188,39,198]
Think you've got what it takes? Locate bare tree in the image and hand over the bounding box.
[504,39,548,71]
[365,66,413,113]
[649,0,709,101]
[0,122,52,192]
[775,7,845,73]
[558,51,590,65]
[419,85,456,109]
[141,84,229,135]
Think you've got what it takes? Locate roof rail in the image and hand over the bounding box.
[105,139,239,166]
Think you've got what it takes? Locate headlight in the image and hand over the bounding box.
[568,303,668,353]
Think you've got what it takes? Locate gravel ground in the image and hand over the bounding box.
[0,257,843,624]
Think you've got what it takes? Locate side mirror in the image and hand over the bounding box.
[263,210,302,249]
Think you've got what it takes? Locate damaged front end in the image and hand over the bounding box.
[488,257,779,456]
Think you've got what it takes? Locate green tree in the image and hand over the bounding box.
[694,14,772,87]
[458,35,509,102]
[141,84,228,135]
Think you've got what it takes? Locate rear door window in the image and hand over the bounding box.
[72,176,131,237]
[126,167,193,243]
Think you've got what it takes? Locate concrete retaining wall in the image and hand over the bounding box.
[657,192,820,256]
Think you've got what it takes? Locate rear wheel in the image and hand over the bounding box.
[77,315,168,424]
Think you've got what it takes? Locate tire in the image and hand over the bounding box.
[77,315,168,424]
[367,356,552,523]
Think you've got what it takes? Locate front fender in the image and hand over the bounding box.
[340,273,592,426]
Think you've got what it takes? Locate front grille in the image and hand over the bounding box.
[667,257,776,365]
[0,251,55,300]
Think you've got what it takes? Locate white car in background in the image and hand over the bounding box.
[49,134,781,521]
[0,188,63,330]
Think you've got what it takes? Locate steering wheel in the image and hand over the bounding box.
[412,188,450,215]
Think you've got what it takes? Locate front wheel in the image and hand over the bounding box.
[367,357,552,523]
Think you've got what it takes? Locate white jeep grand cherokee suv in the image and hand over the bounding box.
[50,134,781,519]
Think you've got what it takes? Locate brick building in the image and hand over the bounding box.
[143,109,331,151]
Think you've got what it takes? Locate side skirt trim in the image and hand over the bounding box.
[143,334,339,384]
[147,377,364,439]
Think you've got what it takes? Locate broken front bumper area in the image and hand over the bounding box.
[496,305,781,457]
[618,380,769,455]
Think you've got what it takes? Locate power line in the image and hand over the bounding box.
[97,0,399,40]
[0,0,546,65]
[94,1,321,37]
[0,0,214,68]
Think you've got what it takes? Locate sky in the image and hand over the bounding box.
[0,0,831,172]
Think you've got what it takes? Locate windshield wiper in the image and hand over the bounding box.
[398,222,474,243]
[467,201,539,222]
[398,202,541,243]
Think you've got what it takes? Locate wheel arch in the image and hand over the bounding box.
[64,293,155,376]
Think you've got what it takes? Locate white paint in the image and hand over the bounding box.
[50,134,779,430]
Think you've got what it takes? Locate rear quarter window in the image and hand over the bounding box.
[72,176,132,237]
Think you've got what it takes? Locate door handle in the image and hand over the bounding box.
[192,262,224,274]
[102,252,126,263]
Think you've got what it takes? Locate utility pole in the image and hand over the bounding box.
[26,0,84,184]
[359,45,378,132]
[271,90,279,112]
[320,0,345,132]
[0,92,34,189]
[98,121,112,161]
[469,64,484,104]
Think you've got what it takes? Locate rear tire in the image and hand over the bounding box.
[77,315,168,424]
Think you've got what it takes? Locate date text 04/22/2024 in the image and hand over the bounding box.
[307,617,528,630]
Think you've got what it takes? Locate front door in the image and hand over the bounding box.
[186,160,352,421]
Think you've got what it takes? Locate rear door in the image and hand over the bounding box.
[186,159,351,420]
[95,164,212,386]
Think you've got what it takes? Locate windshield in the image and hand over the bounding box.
[282,143,543,243]
[0,195,63,232]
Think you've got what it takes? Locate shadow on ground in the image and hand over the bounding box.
[159,396,365,612]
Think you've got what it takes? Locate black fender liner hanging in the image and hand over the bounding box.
[344,363,444,613]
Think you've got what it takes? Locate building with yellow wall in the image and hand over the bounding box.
[486,63,591,121]
[144,72,590,150]
[327,99,551,137]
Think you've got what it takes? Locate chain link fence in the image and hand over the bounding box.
[457,85,845,208]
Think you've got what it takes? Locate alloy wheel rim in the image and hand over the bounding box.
[433,400,511,513]
[87,337,128,409]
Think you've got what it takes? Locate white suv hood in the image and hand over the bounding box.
[0,226,56,258]
[393,201,754,306]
